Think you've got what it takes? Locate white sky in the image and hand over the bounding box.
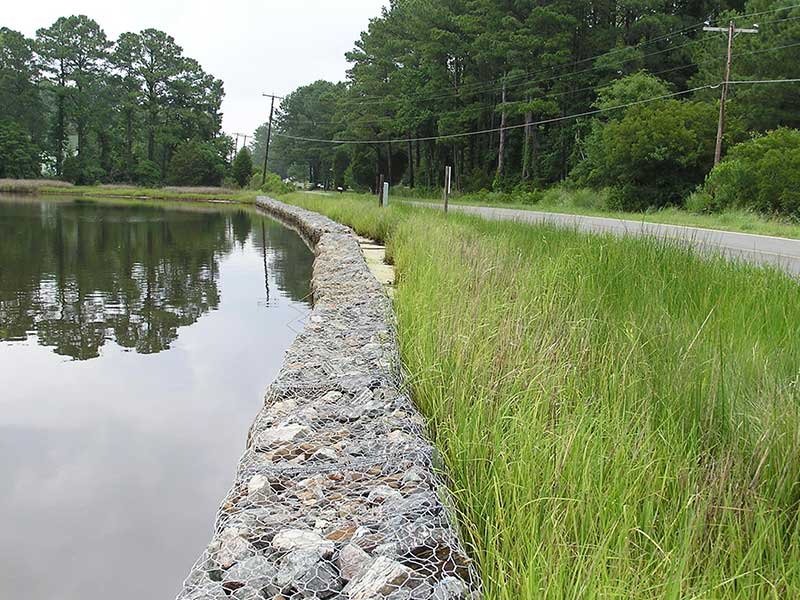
[2,0,388,139]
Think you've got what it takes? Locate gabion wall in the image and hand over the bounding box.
[176,197,481,600]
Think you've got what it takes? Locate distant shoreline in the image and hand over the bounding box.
[0,180,258,204]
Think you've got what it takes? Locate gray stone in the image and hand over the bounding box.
[337,543,372,581]
[255,423,311,447]
[275,549,342,598]
[343,556,413,599]
[311,447,339,461]
[272,529,335,558]
[432,577,471,599]
[223,555,276,588]
[368,485,403,505]
[212,528,255,569]
[231,585,262,600]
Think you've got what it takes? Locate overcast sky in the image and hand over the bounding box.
[3,0,388,140]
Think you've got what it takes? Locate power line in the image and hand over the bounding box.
[273,78,800,147]
[343,2,800,107]
[274,86,712,145]
[285,38,800,130]
[728,78,800,84]
[347,21,706,105]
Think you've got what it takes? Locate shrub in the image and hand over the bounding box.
[593,71,672,116]
[250,171,292,195]
[166,140,224,186]
[704,128,800,216]
[231,147,253,188]
[575,100,730,211]
[61,154,80,184]
[0,120,40,178]
[134,159,161,187]
[684,189,718,214]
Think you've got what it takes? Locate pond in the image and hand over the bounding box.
[0,195,315,599]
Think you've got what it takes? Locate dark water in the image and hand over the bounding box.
[0,196,314,599]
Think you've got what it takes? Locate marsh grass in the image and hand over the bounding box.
[282,192,800,599]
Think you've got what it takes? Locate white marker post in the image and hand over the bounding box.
[443,166,452,213]
[382,182,390,207]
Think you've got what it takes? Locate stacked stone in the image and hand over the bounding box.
[177,198,481,600]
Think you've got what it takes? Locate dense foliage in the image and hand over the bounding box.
[0,17,229,185]
[166,140,225,186]
[575,99,723,210]
[231,147,254,188]
[264,0,800,209]
[703,128,800,215]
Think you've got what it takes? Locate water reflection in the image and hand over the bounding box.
[0,197,311,359]
[0,195,314,600]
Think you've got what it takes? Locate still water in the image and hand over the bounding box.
[0,195,314,599]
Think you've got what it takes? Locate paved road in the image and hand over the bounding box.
[409,201,800,276]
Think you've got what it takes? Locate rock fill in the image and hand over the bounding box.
[176,197,481,600]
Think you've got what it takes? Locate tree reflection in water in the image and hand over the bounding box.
[0,197,312,360]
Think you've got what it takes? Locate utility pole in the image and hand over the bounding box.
[261,93,280,185]
[232,133,249,161]
[703,20,759,165]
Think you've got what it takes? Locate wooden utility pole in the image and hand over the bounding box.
[703,20,759,165]
[378,174,385,208]
[232,133,249,161]
[261,93,280,185]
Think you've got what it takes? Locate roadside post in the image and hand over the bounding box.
[378,174,385,207]
[382,181,390,207]
[443,166,452,213]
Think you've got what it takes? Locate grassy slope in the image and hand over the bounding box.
[281,191,800,599]
[396,187,800,240]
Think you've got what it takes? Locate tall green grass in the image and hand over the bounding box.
[282,192,800,598]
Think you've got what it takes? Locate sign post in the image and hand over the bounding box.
[443,166,452,213]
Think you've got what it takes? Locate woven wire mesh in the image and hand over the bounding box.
[178,202,481,600]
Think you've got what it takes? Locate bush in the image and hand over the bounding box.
[684,189,719,214]
[166,140,224,186]
[0,120,40,178]
[541,186,611,211]
[134,159,161,187]
[704,128,800,216]
[575,100,731,211]
[249,171,292,195]
[231,147,253,188]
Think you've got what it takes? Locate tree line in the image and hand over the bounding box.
[0,16,230,185]
[263,0,800,212]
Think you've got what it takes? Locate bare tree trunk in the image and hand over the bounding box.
[496,80,507,185]
[387,142,393,186]
[522,109,533,180]
[407,136,414,188]
[415,139,421,188]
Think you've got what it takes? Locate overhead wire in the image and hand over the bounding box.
[343,2,800,106]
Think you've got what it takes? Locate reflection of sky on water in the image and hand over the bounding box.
[0,199,313,600]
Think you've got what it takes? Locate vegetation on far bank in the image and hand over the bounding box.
[260,2,800,217]
[280,192,800,599]
[0,179,260,203]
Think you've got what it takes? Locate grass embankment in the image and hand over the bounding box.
[281,191,800,599]
[398,187,800,240]
[0,179,258,203]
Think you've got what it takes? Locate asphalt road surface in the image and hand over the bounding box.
[410,202,800,276]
